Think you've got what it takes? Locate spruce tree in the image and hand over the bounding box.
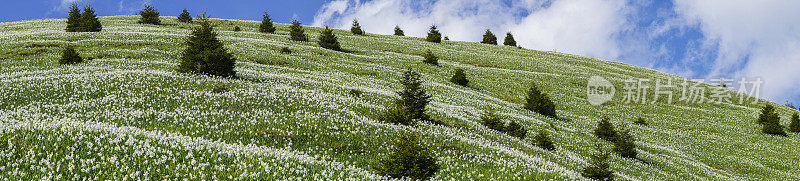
[178,14,237,77]
[396,69,431,122]
[504,32,517,46]
[422,50,438,66]
[581,144,614,181]
[280,47,292,54]
[350,19,364,35]
[381,69,431,125]
[65,3,82,32]
[59,46,83,65]
[259,11,275,33]
[613,127,637,159]
[318,26,341,51]
[634,117,647,126]
[479,110,527,139]
[790,113,800,133]
[426,25,441,43]
[763,118,787,136]
[80,5,102,32]
[480,111,504,131]
[524,83,557,117]
[380,104,412,125]
[534,130,555,151]
[138,5,161,25]
[760,106,787,136]
[594,116,618,142]
[505,120,527,139]
[450,68,469,87]
[394,25,404,36]
[178,9,192,23]
[758,104,779,125]
[289,19,308,41]
[375,132,440,180]
[756,104,788,135]
[481,29,497,45]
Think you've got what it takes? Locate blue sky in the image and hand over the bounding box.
[0,0,325,24]
[1,0,799,105]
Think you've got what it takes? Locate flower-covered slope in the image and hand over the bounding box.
[0,16,798,180]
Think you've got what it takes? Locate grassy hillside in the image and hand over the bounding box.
[1,16,799,180]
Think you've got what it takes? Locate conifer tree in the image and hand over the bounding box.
[759,106,787,136]
[422,50,438,66]
[480,110,527,139]
[634,117,647,126]
[65,3,82,32]
[318,26,341,51]
[59,46,83,65]
[396,69,431,122]
[594,116,618,142]
[178,9,192,23]
[758,104,779,125]
[259,11,276,33]
[178,14,236,77]
[289,19,308,41]
[381,69,431,125]
[524,83,557,117]
[394,25,404,36]
[480,111,504,131]
[450,68,469,87]
[534,130,555,151]
[380,104,412,125]
[80,5,102,32]
[280,47,292,54]
[763,118,787,136]
[505,120,527,139]
[376,131,440,180]
[613,126,637,159]
[504,32,517,46]
[582,143,614,181]
[481,29,497,45]
[138,5,161,25]
[790,113,800,133]
[426,25,441,43]
[350,19,364,35]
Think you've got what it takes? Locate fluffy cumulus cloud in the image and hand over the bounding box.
[672,0,800,101]
[509,0,630,59]
[312,0,635,60]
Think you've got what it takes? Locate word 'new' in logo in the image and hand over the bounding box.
[587,76,615,106]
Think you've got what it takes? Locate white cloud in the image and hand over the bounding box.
[312,0,635,60]
[313,0,800,102]
[509,0,630,59]
[54,0,81,11]
[52,0,148,14]
[312,0,350,25]
[673,0,800,101]
[117,0,150,14]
